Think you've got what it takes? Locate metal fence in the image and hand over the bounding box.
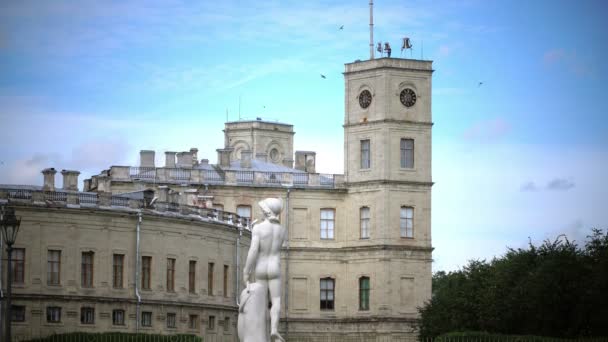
[129,167,157,180]
[319,173,335,187]
[44,191,67,202]
[236,171,254,184]
[169,168,191,181]
[293,173,309,185]
[78,193,99,205]
[12,333,204,342]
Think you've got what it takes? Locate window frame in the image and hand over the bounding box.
[400,206,414,238]
[360,139,371,169]
[141,311,153,327]
[320,277,335,311]
[223,265,229,297]
[208,315,216,331]
[166,258,176,292]
[188,314,199,330]
[320,208,335,240]
[359,276,370,311]
[189,260,196,294]
[360,206,370,239]
[142,256,152,290]
[47,250,61,285]
[166,312,177,329]
[113,254,124,289]
[80,307,95,325]
[81,251,94,288]
[46,306,61,323]
[12,248,25,284]
[400,138,414,169]
[112,309,125,326]
[11,305,26,322]
[208,262,215,296]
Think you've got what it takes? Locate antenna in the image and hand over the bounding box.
[369,0,374,59]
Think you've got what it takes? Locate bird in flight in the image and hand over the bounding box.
[320,74,326,79]
[339,25,344,30]
[478,82,483,87]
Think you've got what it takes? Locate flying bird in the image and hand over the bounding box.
[339,25,344,30]
[320,74,326,79]
[478,82,483,87]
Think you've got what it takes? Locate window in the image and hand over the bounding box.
[46,306,61,323]
[142,256,151,290]
[189,260,196,293]
[113,254,124,288]
[189,314,199,330]
[167,258,176,292]
[360,139,370,169]
[167,313,176,328]
[359,277,370,310]
[208,262,214,295]
[400,139,414,168]
[12,305,25,322]
[80,307,95,324]
[224,317,230,332]
[141,311,152,327]
[400,207,414,238]
[320,278,335,310]
[320,209,335,240]
[112,309,125,325]
[236,205,251,220]
[12,248,25,284]
[208,315,216,330]
[81,251,94,287]
[360,207,370,239]
[47,250,61,285]
[223,265,229,297]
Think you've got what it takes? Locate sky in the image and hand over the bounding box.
[1,0,607,272]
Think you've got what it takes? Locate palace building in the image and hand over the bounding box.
[0,57,433,341]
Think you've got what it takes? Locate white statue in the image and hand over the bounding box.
[238,198,286,342]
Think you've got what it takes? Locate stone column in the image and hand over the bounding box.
[61,170,80,191]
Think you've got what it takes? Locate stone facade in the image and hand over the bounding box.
[1,57,433,341]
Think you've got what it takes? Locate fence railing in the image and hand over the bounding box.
[129,167,157,180]
[293,173,309,185]
[169,168,191,181]
[78,193,98,205]
[236,170,254,183]
[320,173,335,186]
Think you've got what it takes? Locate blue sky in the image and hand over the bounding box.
[1,0,607,272]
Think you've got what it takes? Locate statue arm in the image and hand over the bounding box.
[243,229,260,285]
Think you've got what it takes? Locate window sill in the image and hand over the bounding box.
[399,168,416,172]
[400,237,415,240]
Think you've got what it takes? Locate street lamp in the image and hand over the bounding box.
[1,206,21,342]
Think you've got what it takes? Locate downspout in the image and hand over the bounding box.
[235,223,243,306]
[135,212,142,332]
[284,188,291,336]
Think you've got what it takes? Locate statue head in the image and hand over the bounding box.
[258,198,283,222]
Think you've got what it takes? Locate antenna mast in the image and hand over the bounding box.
[369,0,374,59]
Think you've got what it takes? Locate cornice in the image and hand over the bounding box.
[343,119,433,128]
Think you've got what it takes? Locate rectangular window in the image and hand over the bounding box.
[360,139,370,169]
[400,206,414,238]
[360,207,370,239]
[189,260,196,294]
[167,313,176,328]
[80,307,95,324]
[320,278,335,310]
[141,311,152,327]
[12,248,25,284]
[189,314,199,330]
[167,258,176,292]
[208,315,216,330]
[47,250,61,285]
[81,251,94,287]
[113,254,124,288]
[208,262,214,296]
[12,305,25,322]
[224,317,230,332]
[142,256,151,290]
[320,209,335,240]
[400,139,414,168]
[359,277,370,311]
[223,265,229,297]
[46,306,61,323]
[112,309,125,325]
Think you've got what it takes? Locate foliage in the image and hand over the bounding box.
[24,332,202,342]
[435,331,608,342]
[419,229,608,340]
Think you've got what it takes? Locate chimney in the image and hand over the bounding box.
[61,169,80,191]
[165,151,177,168]
[200,159,209,166]
[42,168,57,191]
[295,151,316,173]
[190,148,199,166]
[217,148,233,168]
[177,151,194,168]
[240,150,252,168]
[140,150,155,168]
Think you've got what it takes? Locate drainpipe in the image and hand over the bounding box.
[235,224,243,306]
[135,212,142,332]
[284,187,291,336]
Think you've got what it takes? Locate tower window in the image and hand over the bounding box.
[359,276,370,310]
[320,209,335,240]
[360,140,371,169]
[400,206,414,238]
[360,207,370,239]
[400,139,414,168]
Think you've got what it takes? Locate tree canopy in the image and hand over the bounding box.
[419,229,608,340]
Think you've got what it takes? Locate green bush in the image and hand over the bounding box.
[23,332,202,342]
[434,331,608,342]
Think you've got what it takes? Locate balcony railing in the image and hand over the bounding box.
[129,167,157,180]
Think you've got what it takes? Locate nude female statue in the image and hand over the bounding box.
[238,198,286,342]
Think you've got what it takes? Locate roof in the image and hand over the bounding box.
[225,159,306,173]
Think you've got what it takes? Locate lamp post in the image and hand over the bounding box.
[1,206,21,342]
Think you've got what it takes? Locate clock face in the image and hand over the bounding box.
[400,88,417,107]
[359,90,372,109]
